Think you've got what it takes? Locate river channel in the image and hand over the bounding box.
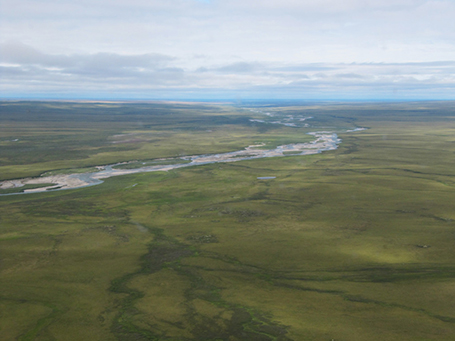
[0,131,343,195]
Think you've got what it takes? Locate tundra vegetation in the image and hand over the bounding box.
[1,100,455,340]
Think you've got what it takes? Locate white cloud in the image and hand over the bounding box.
[1,0,455,98]
[1,43,454,99]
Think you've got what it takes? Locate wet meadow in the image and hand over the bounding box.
[1,100,455,340]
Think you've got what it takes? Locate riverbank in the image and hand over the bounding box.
[0,131,342,195]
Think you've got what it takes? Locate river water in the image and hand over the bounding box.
[0,131,341,195]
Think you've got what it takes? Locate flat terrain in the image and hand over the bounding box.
[0,101,313,181]
[1,100,455,340]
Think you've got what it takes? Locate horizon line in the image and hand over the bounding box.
[1,97,455,103]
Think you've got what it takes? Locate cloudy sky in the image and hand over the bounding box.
[1,0,455,100]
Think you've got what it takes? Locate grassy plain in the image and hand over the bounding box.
[1,100,455,340]
[0,101,312,180]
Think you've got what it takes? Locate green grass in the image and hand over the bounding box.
[40,167,100,176]
[0,101,312,180]
[2,100,455,340]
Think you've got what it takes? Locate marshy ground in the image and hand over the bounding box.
[1,100,455,340]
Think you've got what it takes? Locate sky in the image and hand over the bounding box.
[1,0,455,100]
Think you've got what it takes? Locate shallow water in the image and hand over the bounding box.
[0,131,342,196]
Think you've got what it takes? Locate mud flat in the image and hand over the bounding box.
[0,131,342,195]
